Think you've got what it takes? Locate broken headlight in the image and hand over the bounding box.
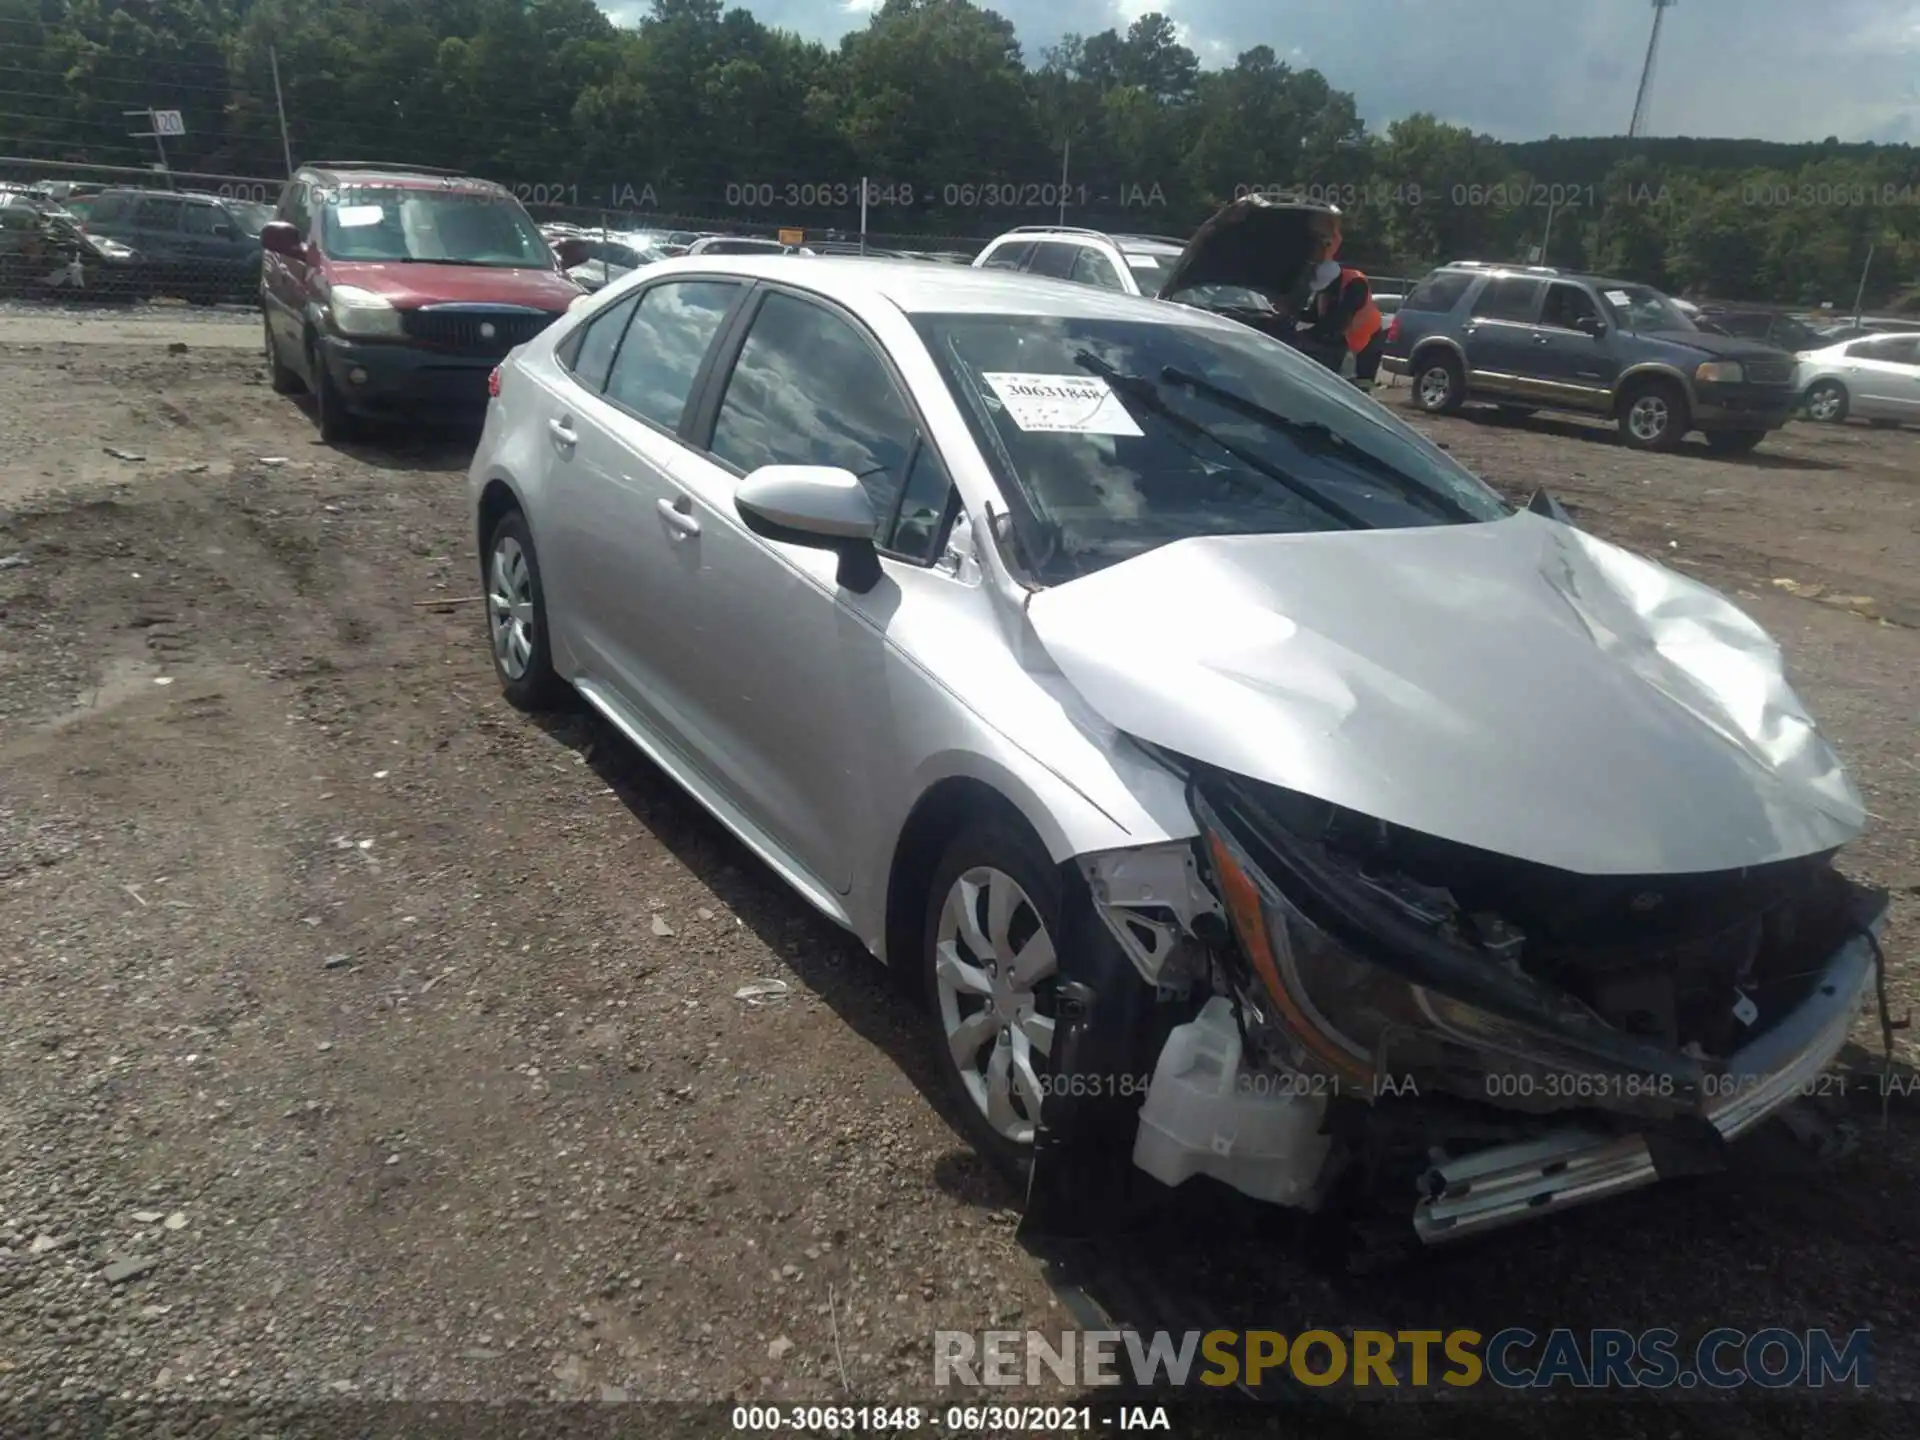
[1191,784,1706,1115]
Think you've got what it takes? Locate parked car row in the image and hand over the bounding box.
[460,208,1889,1254]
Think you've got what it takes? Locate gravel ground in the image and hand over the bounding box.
[0,326,1916,1437]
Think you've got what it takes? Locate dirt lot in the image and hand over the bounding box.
[0,317,1917,1435]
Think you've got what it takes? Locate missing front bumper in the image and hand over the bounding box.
[1411,924,1880,1243]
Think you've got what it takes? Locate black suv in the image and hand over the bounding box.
[80,188,273,304]
[1381,263,1799,453]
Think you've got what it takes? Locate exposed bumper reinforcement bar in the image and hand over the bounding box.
[1412,924,1880,1244]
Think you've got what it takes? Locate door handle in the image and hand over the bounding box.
[656,496,700,538]
[547,417,577,450]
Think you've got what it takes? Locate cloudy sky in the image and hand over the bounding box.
[631,0,1920,144]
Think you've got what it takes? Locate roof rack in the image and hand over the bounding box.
[1004,224,1112,239]
[1110,233,1187,248]
[1444,259,1561,275]
[298,161,475,179]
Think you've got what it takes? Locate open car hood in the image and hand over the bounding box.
[1025,513,1864,876]
[1155,194,1339,304]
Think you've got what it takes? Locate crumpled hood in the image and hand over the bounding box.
[1025,512,1864,876]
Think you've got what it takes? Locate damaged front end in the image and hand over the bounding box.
[1030,770,1889,1248]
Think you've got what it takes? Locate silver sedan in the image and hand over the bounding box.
[468,254,1887,1251]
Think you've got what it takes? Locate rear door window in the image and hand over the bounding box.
[1401,271,1474,313]
[1024,242,1079,279]
[979,240,1033,271]
[560,293,640,392]
[133,197,186,232]
[601,280,739,430]
[1470,276,1544,322]
[1069,246,1126,291]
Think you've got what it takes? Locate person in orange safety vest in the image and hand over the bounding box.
[1299,215,1384,384]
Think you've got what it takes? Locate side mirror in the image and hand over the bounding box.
[259,221,302,257]
[734,465,882,592]
[1575,314,1607,336]
[553,238,590,269]
[1526,487,1573,523]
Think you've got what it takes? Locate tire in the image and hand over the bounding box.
[1408,350,1465,414]
[483,508,568,711]
[921,818,1065,1183]
[1704,429,1766,456]
[308,337,356,444]
[265,315,303,394]
[1617,378,1689,451]
[1803,380,1849,424]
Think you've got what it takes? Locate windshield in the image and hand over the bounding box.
[1169,284,1275,312]
[1124,253,1173,291]
[229,201,272,236]
[1599,284,1696,333]
[911,311,1511,584]
[318,185,553,267]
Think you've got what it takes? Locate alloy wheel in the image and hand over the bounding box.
[1628,393,1671,443]
[488,535,536,680]
[1416,367,1453,409]
[933,866,1058,1146]
[1807,386,1845,423]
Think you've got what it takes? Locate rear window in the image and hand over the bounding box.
[980,240,1034,271]
[1402,271,1474,314]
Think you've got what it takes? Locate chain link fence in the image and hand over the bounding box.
[1,156,1438,331]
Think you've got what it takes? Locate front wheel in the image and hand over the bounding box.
[1704,429,1767,456]
[1618,379,1689,451]
[265,315,303,394]
[1803,380,1849,424]
[922,820,1064,1182]
[308,339,356,444]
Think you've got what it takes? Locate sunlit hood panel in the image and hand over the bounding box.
[1025,512,1865,875]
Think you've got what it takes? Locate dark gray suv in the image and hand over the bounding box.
[1381,263,1799,454]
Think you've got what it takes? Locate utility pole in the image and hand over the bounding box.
[1058,139,1070,226]
[269,46,295,178]
[1629,0,1677,139]
[1852,245,1875,326]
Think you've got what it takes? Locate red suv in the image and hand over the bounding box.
[260,162,583,440]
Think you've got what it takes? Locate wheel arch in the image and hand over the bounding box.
[476,474,526,581]
[1613,362,1694,414]
[881,773,1092,973]
[1408,336,1466,371]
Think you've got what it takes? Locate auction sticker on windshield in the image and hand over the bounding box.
[336,205,385,227]
[983,373,1144,436]
[1605,290,1632,306]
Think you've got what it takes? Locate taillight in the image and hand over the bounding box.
[487,365,502,398]
[1386,315,1401,343]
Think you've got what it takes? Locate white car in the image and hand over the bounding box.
[972,225,1188,296]
[1796,333,1920,426]
[466,247,1884,1253]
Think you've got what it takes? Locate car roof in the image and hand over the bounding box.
[612,254,1224,324]
[989,227,1184,257]
[298,164,502,193]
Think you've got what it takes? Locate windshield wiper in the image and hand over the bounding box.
[1073,351,1371,529]
[1158,365,1481,523]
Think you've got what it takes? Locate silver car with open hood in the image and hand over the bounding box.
[467,203,1892,1258]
